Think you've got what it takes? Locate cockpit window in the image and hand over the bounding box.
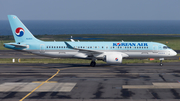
[163,46,170,49]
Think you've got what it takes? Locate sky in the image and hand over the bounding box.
[0,0,180,20]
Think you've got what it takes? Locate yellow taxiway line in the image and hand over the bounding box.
[32,81,58,83]
[19,69,60,101]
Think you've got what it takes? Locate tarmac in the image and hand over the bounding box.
[0,62,180,101]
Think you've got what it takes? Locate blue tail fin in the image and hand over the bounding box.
[8,15,41,43]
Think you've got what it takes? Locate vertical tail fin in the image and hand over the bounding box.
[8,15,41,43]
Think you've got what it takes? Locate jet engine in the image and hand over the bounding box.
[103,52,123,64]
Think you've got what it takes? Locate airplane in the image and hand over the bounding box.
[4,15,177,67]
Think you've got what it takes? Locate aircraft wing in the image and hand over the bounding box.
[64,42,102,54]
[64,42,129,58]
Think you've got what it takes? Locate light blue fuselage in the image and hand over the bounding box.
[5,41,176,59]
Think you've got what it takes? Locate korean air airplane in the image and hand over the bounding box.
[4,15,177,67]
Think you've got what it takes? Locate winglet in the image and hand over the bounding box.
[64,42,74,49]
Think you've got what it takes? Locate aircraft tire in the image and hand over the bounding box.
[159,63,163,66]
[90,61,96,67]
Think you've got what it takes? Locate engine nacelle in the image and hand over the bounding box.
[103,52,123,64]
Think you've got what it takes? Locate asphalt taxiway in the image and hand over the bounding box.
[1,63,180,101]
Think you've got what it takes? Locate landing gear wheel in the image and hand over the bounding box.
[159,63,163,66]
[90,61,96,67]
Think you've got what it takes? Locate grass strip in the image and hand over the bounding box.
[0,58,179,64]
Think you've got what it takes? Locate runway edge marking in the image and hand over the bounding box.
[19,69,60,101]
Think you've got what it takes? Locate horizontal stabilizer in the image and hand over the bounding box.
[4,43,27,49]
[9,44,27,48]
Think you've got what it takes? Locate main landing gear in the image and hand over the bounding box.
[90,61,96,67]
[159,58,164,66]
[90,58,97,67]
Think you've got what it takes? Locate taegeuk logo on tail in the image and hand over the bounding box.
[15,27,24,37]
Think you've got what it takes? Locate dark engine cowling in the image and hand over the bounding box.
[103,52,123,64]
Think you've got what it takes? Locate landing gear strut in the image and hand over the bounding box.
[90,61,96,67]
[159,58,164,66]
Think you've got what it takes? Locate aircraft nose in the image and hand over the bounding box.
[171,50,177,56]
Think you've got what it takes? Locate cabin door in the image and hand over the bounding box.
[153,45,158,53]
[40,44,45,52]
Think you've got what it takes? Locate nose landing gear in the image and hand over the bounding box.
[160,60,163,66]
[159,58,164,66]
